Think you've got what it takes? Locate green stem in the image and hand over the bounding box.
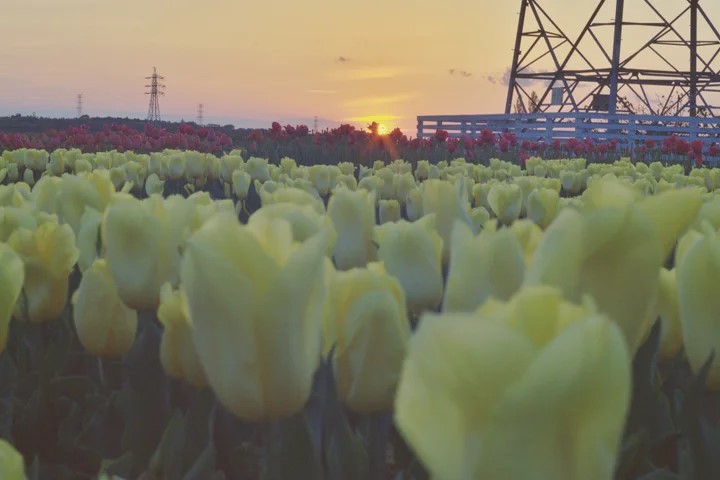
[367,413,390,480]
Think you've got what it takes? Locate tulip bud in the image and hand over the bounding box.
[102,195,194,310]
[379,199,401,224]
[374,214,443,314]
[180,213,327,421]
[249,203,336,255]
[526,187,560,229]
[487,183,522,225]
[145,173,165,196]
[72,259,138,357]
[325,263,409,413]
[328,188,377,270]
[157,284,207,388]
[245,157,271,182]
[9,222,79,323]
[421,179,474,265]
[443,221,524,313]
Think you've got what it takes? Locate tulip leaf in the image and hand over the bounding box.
[321,352,369,480]
[149,409,187,480]
[624,320,676,442]
[638,469,681,480]
[181,389,216,474]
[181,440,224,480]
[0,352,18,440]
[679,351,720,480]
[120,317,170,474]
[262,412,324,480]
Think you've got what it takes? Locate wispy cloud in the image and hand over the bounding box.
[347,114,402,123]
[449,68,472,77]
[330,65,408,81]
[487,67,551,86]
[337,56,350,63]
[344,92,419,108]
[306,89,338,94]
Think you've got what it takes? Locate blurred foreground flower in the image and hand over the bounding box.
[0,244,24,353]
[395,286,630,480]
[180,213,327,421]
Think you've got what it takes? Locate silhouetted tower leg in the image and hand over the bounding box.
[506,0,720,116]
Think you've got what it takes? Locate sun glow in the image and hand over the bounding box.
[377,123,389,135]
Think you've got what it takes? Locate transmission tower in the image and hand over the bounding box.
[197,103,204,125]
[314,115,319,133]
[145,67,165,123]
[505,0,720,117]
[76,94,83,117]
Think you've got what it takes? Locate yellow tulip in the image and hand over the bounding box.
[309,165,332,197]
[102,195,194,310]
[443,221,525,312]
[231,170,252,200]
[487,182,522,225]
[509,219,543,266]
[676,224,720,389]
[324,262,409,413]
[0,439,27,480]
[76,207,103,273]
[72,259,138,357]
[374,214,444,314]
[248,203,336,255]
[378,199,401,224]
[421,179,474,264]
[328,188,377,270]
[405,188,423,222]
[526,187,560,228]
[0,244,24,353]
[157,284,207,388]
[245,157,271,182]
[258,186,324,214]
[526,180,703,350]
[180,213,327,421]
[656,268,683,360]
[9,222,79,323]
[145,173,165,196]
[395,288,630,480]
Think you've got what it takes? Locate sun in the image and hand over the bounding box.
[377,123,389,135]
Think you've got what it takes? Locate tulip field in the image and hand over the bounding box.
[2,144,720,480]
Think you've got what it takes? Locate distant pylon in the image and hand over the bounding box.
[145,67,165,123]
[197,103,204,125]
[313,115,318,133]
[76,94,83,117]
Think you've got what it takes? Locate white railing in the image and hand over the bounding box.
[416,112,720,143]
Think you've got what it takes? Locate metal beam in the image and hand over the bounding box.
[608,0,624,114]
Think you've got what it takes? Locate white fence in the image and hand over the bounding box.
[416,112,720,144]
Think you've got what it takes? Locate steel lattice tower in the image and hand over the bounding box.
[197,103,204,125]
[76,94,83,117]
[505,0,720,117]
[145,67,165,123]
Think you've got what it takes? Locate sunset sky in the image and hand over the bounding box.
[2,0,719,133]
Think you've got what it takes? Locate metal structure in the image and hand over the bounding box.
[505,0,720,117]
[76,94,83,117]
[145,67,165,123]
[416,111,719,142]
[197,103,204,125]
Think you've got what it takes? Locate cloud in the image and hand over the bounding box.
[486,67,551,86]
[337,56,351,63]
[330,65,408,81]
[449,68,472,77]
[344,92,419,108]
[306,89,338,94]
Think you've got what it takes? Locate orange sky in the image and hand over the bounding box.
[1,0,719,133]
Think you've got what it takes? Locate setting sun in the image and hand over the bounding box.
[378,123,389,135]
